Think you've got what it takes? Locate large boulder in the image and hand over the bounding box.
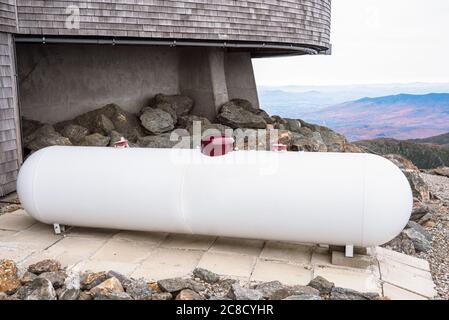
[384,154,430,201]
[178,115,211,134]
[28,259,61,275]
[229,99,273,124]
[0,259,21,294]
[16,278,57,300]
[90,277,132,300]
[227,284,264,300]
[25,125,72,151]
[60,124,89,144]
[290,129,327,152]
[426,167,449,178]
[73,104,143,141]
[216,100,267,129]
[137,133,186,149]
[300,121,348,152]
[79,133,110,147]
[22,118,44,145]
[151,94,194,117]
[140,108,175,134]
[330,287,378,300]
[403,228,432,253]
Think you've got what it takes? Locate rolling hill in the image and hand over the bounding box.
[410,132,449,147]
[355,138,449,169]
[302,93,449,141]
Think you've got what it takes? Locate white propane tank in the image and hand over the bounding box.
[17,146,413,247]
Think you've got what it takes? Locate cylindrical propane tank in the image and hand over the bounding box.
[17,146,412,247]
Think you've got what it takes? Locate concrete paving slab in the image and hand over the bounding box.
[375,246,430,272]
[0,209,36,231]
[0,210,438,300]
[209,237,265,256]
[260,241,312,265]
[77,260,139,277]
[331,251,376,269]
[132,247,204,281]
[66,227,118,239]
[20,235,107,268]
[197,251,256,278]
[0,245,37,262]
[0,229,16,239]
[311,247,332,266]
[112,230,168,245]
[161,233,216,251]
[383,283,428,300]
[251,260,312,286]
[90,238,156,264]
[0,229,62,251]
[379,259,437,298]
[313,265,382,294]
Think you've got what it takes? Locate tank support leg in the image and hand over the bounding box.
[53,224,65,235]
[345,245,354,258]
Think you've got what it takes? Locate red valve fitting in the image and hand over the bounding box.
[114,137,129,148]
[272,143,288,152]
[201,135,235,157]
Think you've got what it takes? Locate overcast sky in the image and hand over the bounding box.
[253,0,449,86]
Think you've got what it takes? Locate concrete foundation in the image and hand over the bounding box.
[16,44,260,124]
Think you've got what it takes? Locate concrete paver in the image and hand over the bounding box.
[209,237,265,256]
[0,209,36,231]
[197,251,256,279]
[382,283,428,300]
[161,233,216,251]
[260,241,312,265]
[251,260,312,286]
[132,247,204,281]
[313,265,382,294]
[0,210,437,300]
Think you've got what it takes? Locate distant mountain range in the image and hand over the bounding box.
[259,82,449,118]
[304,93,449,141]
[259,85,449,141]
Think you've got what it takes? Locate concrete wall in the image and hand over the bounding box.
[17,44,259,123]
[17,44,180,123]
[225,52,259,109]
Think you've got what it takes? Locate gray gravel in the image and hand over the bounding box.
[420,173,449,299]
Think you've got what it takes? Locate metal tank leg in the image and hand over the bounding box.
[345,245,354,258]
[53,224,65,235]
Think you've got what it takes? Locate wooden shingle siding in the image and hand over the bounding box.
[0,0,17,33]
[13,0,331,49]
[0,31,19,196]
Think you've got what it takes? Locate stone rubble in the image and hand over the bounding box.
[22,95,359,156]
[0,259,385,300]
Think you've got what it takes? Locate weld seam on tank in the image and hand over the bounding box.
[179,165,193,234]
[361,153,367,247]
[30,147,46,223]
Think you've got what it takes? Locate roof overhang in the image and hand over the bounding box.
[14,35,331,58]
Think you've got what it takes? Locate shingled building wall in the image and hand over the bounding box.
[14,0,331,49]
[0,0,332,196]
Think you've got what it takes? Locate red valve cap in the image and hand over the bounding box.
[201,135,235,157]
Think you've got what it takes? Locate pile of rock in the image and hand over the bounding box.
[22,95,361,155]
[382,154,435,255]
[0,259,383,300]
[424,167,449,178]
